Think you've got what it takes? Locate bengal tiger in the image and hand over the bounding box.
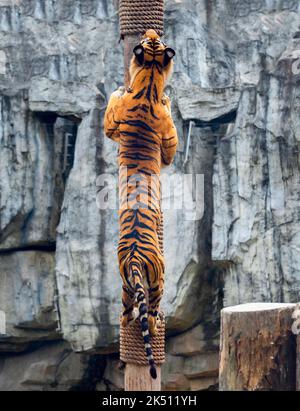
[104,29,178,379]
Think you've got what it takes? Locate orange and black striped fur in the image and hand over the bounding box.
[104,30,178,378]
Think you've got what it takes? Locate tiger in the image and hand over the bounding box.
[104,29,178,379]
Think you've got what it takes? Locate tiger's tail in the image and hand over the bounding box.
[130,262,157,379]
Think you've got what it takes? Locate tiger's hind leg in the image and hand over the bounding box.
[148,285,164,336]
[148,311,160,336]
[121,286,135,327]
[148,249,165,336]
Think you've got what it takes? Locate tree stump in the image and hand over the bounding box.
[219,303,297,391]
[297,335,300,391]
[125,364,161,391]
[292,304,300,391]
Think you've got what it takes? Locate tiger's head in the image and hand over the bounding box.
[130,29,175,82]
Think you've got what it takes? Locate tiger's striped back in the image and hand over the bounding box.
[104,29,178,379]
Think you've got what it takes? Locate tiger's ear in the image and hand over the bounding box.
[133,45,144,66]
[163,47,175,67]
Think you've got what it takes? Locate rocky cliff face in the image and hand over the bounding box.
[0,0,299,391]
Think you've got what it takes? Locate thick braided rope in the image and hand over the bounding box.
[120,314,165,365]
[119,0,164,37]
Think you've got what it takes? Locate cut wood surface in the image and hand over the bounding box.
[219,303,296,391]
[125,364,161,391]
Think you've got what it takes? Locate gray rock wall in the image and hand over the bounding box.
[0,0,299,390]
